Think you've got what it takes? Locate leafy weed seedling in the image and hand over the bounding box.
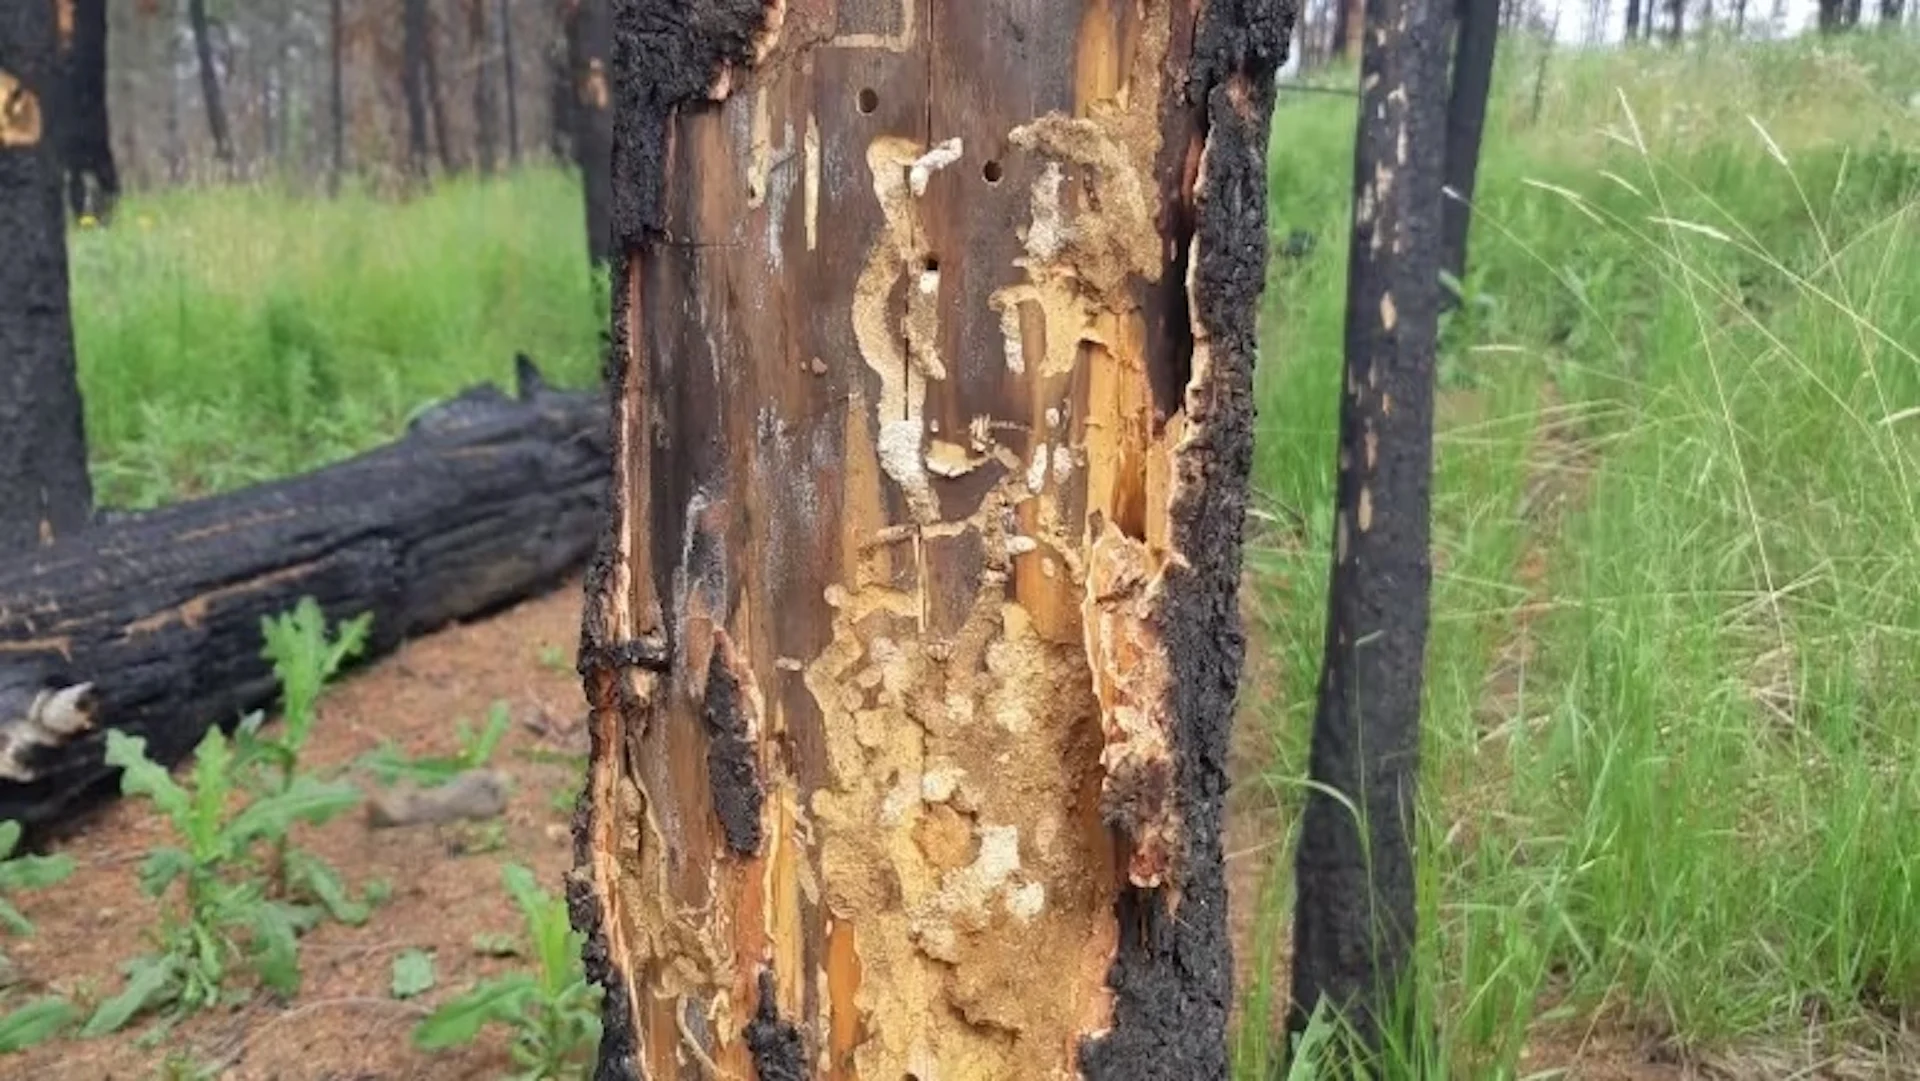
[236,599,373,923]
[83,728,360,1036]
[0,820,74,956]
[356,701,512,787]
[416,864,600,1079]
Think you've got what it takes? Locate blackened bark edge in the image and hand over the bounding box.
[403,0,432,176]
[1288,0,1448,1057]
[0,1,93,554]
[185,0,230,166]
[1077,1,1295,1077]
[573,3,771,1073]
[1440,0,1498,298]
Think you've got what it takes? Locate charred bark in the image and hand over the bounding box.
[563,0,610,267]
[0,360,605,834]
[1440,0,1499,298]
[571,1,1293,1079]
[0,2,93,556]
[58,0,117,222]
[404,0,432,176]
[1627,0,1644,38]
[185,0,230,167]
[1288,0,1447,1059]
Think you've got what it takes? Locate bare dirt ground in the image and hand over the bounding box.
[4,585,590,1080]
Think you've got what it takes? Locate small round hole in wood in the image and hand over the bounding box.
[857,87,879,114]
[982,159,1004,184]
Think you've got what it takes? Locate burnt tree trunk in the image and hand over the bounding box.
[403,0,431,176]
[424,0,455,173]
[568,1,1292,1078]
[0,2,93,555]
[1288,0,1447,1057]
[470,0,497,174]
[1441,0,1499,298]
[1627,0,1644,38]
[185,0,230,167]
[0,361,605,834]
[563,0,610,266]
[59,0,117,222]
[329,0,345,191]
[499,0,519,164]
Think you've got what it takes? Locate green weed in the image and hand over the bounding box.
[82,728,359,1035]
[237,598,374,922]
[356,701,512,788]
[415,864,600,1080]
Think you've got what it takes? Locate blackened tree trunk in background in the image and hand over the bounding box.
[186,0,231,167]
[1289,0,1447,1058]
[59,0,117,222]
[423,0,455,173]
[403,0,431,177]
[0,1,94,552]
[1881,0,1906,25]
[1667,0,1686,38]
[329,0,345,192]
[570,1,1291,1077]
[469,0,496,174]
[1441,0,1500,299]
[498,0,518,164]
[564,0,609,266]
[1627,0,1644,38]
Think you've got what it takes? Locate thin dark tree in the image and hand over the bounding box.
[1627,0,1644,38]
[402,0,430,176]
[59,0,118,222]
[469,0,496,174]
[564,0,610,266]
[423,0,454,172]
[1881,0,1906,24]
[1441,0,1499,299]
[185,0,232,167]
[1842,0,1864,24]
[1289,0,1448,1059]
[499,0,518,164]
[0,0,94,551]
[329,0,344,192]
[1667,0,1686,38]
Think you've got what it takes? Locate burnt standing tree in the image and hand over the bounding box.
[59,0,117,222]
[561,0,609,266]
[469,0,497,174]
[1441,0,1500,298]
[569,0,1292,1077]
[329,0,345,191]
[0,0,93,553]
[499,0,519,164]
[403,0,432,176]
[423,0,454,172]
[1289,0,1447,1059]
[185,0,232,168]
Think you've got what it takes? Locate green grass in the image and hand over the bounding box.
[70,168,606,508]
[1240,31,1920,1078]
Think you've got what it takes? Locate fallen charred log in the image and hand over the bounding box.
[0,357,604,832]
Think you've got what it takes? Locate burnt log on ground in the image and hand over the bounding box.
[0,358,606,834]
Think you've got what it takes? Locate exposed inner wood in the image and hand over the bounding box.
[581,1,1227,1076]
